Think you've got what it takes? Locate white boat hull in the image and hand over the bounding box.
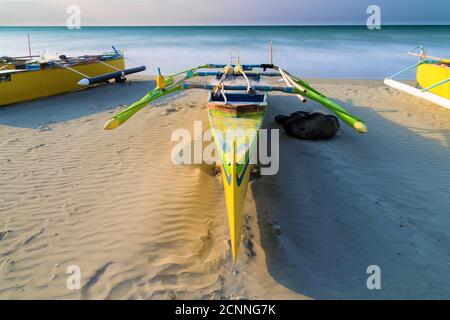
[384,78,450,110]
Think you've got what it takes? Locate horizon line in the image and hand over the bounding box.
[1,24,449,27]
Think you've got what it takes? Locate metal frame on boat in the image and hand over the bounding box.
[104,48,367,260]
[384,46,450,110]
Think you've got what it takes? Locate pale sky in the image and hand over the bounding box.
[0,0,449,26]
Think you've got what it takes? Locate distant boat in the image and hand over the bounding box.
[385,46,450,110]
[0,47,145,107]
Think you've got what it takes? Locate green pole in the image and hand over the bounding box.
[104,85,182,130]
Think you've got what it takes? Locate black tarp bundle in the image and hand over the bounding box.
[275,111,340,140]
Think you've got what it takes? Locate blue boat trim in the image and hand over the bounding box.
[221,157,250,187]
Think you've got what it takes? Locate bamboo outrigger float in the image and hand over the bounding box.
[104,48,367,260]
[0,46,145,107]
[385,46,450,110]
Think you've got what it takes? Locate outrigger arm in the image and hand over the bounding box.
[77,66,146,86]
[77,47,146,86]
[104,64,367,133]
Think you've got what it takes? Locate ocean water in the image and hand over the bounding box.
[1,26,449,79]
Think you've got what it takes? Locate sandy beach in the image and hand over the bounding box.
[1,76,450,299]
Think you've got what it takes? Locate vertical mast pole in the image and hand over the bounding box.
[269,41,273,64]
[27,33,32,58]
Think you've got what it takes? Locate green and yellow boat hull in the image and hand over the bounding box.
[207,92,267,260]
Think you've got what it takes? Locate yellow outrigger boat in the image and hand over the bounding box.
[0,47,145,107]
[385,46,450,109]
[104,49,367,260]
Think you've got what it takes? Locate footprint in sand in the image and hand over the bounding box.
[160,106,179,116]
[0,258,15,272]
[7,137,19,144]
[0,230,12,240]
[197,225,214,258]
[166,291,177,300]
[27,144,45,152]
[267,219,282,236]
[81,261,114,298]
[241,215,257,258]
[22,228,44,245]
[116,147,130,154]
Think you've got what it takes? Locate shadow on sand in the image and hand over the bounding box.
[252,95,450,299]
[0,79,156,129]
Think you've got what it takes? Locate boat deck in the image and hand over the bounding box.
[207,92,268,115]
